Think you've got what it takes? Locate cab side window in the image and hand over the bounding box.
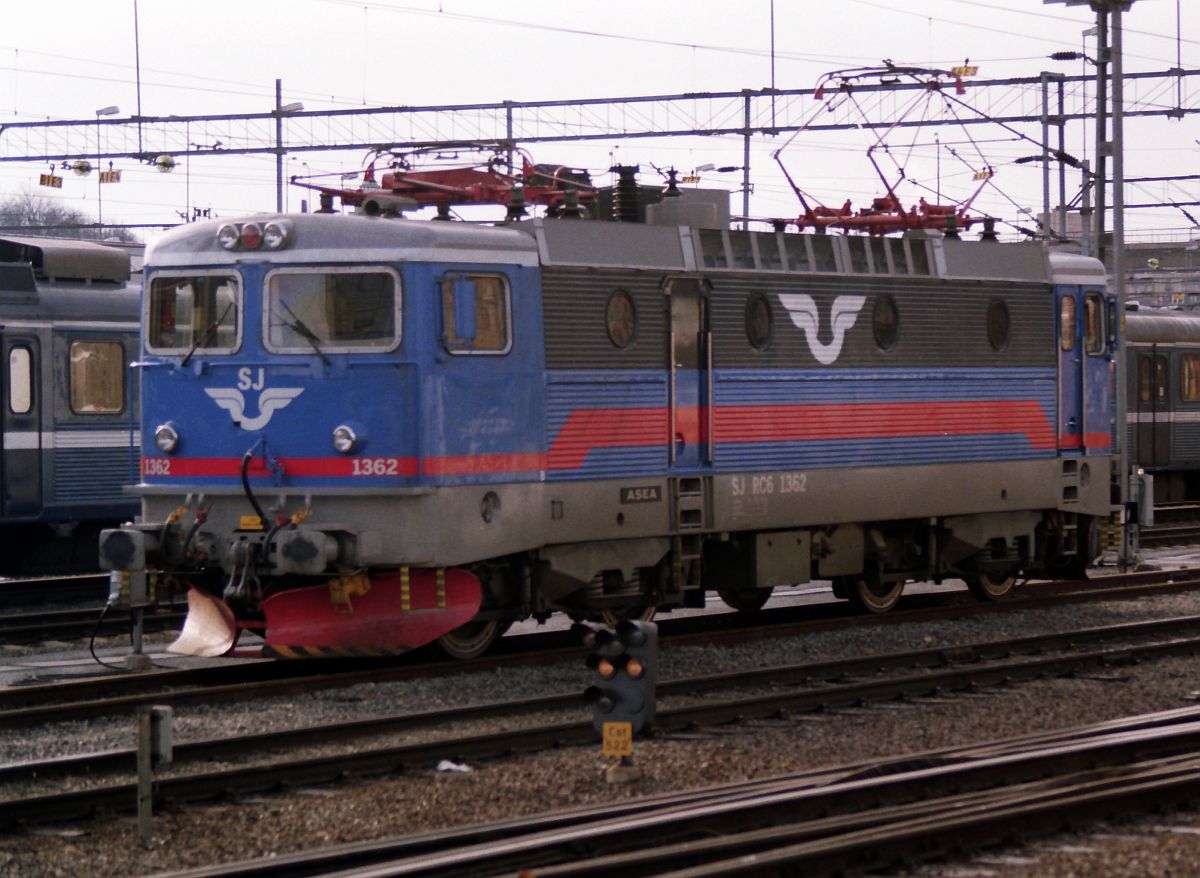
[1084,292,1105,355]
[1059,296,1076,351]
[442,273,511,354]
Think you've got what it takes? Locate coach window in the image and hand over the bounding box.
[148,274,241,355]
[8,347,31,415]
[1083,292,1105,355]
[1059,297,1076,351]
[266,268,400,353]
[1182,355,1200,402]
[69,341,124,414]
[442,273,510,354]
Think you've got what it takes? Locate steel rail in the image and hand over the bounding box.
[1,571,1198,726]
[144,712,1200,878]
[0,606,185,645]
[6,612,1200,783]
[4,619,1200,830]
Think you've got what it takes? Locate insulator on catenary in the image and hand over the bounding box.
[610,165,641,223]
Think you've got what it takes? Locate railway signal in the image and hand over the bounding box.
[582,619,658,737]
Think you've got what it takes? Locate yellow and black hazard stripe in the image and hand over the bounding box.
[262,644,411,659]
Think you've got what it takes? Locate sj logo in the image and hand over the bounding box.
[777,294,868,365]
[205,369,303,431]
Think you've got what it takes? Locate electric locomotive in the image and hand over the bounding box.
[98,180,1117,659]
[0,236,141,573]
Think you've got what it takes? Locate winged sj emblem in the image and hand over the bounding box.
[204,387,304,431]
[777,294,868,365]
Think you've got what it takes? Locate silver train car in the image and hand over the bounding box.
[1125,307,1200,504]
[0,236,140,572]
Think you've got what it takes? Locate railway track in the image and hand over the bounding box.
[2,567,1198,715]
[0,573,107,607]
[2,567,1199,726]
[3,613,1200,831]
[149,707,1200,878]
[0,604,186,646]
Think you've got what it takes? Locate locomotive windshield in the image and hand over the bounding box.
[147,274,241,355]
[264,268,400,354]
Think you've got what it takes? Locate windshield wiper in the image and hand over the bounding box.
[278,300,332,366]
[182,301,234,367]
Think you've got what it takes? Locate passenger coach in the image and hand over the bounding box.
[0,236,140,572]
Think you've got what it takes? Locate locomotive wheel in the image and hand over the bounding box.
[717,583,773,613]
[964,570,1016,602]
[435,619,507,660]
[839,575,904,614]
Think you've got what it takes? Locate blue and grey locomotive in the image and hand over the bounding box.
[0,236,140,573]
[98,193,1117,658]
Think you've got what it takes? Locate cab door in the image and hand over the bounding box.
[1081,289,1113,452]
[1,336,42,517]
[1056,289,1083,452]
[665,278,710,470]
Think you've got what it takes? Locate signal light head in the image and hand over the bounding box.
[617,619,647,647]
[625,657,646,679]
[239,222,263,250]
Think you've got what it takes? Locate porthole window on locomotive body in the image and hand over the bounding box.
[745,293,773,350]
[606,290,637,348]
[872,295,899,351]
[987,299,1011,352]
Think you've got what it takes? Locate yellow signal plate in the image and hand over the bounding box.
[239,515,264,531]
[602,721,634,757]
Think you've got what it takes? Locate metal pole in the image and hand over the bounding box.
[133,0,143,155]
[136,706,152,845]
[1113,2,1129,507]
[742,93,752,229]
[1041,72,1052,238]
[275,78,284,213]
[1094,9,1110,262]
[95,116,102,229]
[1057,77,1068,240]
[1080,159,1092,255]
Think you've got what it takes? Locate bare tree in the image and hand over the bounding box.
[0,186,140,243]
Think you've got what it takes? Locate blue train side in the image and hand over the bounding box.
[99,210,1117,658]
[0,236,140,573]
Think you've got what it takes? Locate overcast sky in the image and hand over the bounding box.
[0,0,1195,243]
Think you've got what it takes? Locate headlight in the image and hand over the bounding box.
[217,223,240,250]
[263,221,290,249]
[332,425,357,454]
[154,424,180,454]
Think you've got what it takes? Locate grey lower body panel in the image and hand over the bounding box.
[135,455,1111,572]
